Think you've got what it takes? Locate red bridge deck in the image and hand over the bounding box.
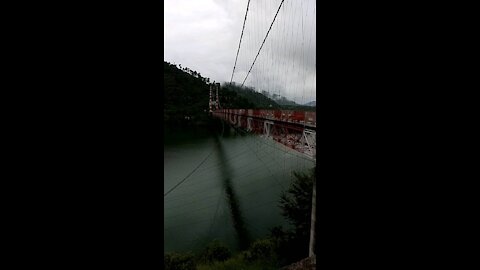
[213,109,316,128]
[212,109,316,159]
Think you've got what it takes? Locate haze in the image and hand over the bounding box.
[164,0,316,104]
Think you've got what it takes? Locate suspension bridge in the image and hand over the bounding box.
[207,0,316,160]
[165,0,316,261]
[209,83,316,160]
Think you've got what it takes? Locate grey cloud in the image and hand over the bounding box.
[165,0,316,103]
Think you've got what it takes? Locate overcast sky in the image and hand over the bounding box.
[164,0,316,104]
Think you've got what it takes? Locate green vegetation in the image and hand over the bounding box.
[164,168,316,270]
[280,104,316,112]
[164,252,196,270]
[274,168,316,264]
[164,61,208,125]
[164,61,315,128]
[223,82,315,111]
[164,61,254,127]
[197,250,277,270]
[163,238,278,270]
[196,240,232,265]
[196,238,278,270]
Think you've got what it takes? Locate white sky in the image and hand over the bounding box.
[164,0,316,104]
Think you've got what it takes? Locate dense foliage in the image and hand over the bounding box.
[223,82,315,111]
[164,62,255,126]
[242,238,277,263]
[164,252,196,270]
[196,240,232,264]
[164,239,278,270]
[273,168,315,264]
[164,61,209,125]
[164,61,315,127]
[280,169,315,237]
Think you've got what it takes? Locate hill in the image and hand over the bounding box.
[164,61,254,126]
[303,101,316,107]
[164,61,315,126]
[222,83,281,109]
[222,83,316,111]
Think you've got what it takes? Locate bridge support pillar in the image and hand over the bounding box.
[247,117,252,131]
[263,121,274,137]
[302,129,316,158]
[209,84,213,113]
[215,83,220,110]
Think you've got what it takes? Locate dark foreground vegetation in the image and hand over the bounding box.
[164,168,315,270]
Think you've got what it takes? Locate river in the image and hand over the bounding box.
[164,125,315,253]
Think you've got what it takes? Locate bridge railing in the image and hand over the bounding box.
[212,108,316,160]
[215,109,316,127]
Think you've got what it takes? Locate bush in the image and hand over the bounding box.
[197,240,232,264]
[197,255,277,270]
[164,252,196,270]
[244,239,277,263]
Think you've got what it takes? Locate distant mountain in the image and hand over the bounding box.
[256,90,299,106]
[303,101,316,107]
[223,83,316,111]
[222,83,281,109]
[274,97,298,106]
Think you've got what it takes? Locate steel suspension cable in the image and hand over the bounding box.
[230,0,251,84]
[164,148,215,198]
[241,0,286,87]
[163,114,228,198]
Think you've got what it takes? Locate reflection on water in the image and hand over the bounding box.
[164,126,314,253]
[213,134,250,250]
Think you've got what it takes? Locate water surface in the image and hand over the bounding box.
[164,126,314,253]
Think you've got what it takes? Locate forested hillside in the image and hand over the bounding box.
[223,83,315,111]
[164,61,254,126]
[164,61,314,127]
[222,83,281,109]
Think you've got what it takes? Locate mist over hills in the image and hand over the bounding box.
[164,61,316,126]
[303,101,316,107]
[222,82,281,109]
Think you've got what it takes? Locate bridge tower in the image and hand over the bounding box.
[215,83,220,110]
[209,82,221,113]
[209,84,214,113]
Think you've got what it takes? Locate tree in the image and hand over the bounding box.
[279,169,314,237]
[163,61,254,126]
[270,167,315,264]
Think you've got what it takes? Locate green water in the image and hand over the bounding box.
[164,126,314,253]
